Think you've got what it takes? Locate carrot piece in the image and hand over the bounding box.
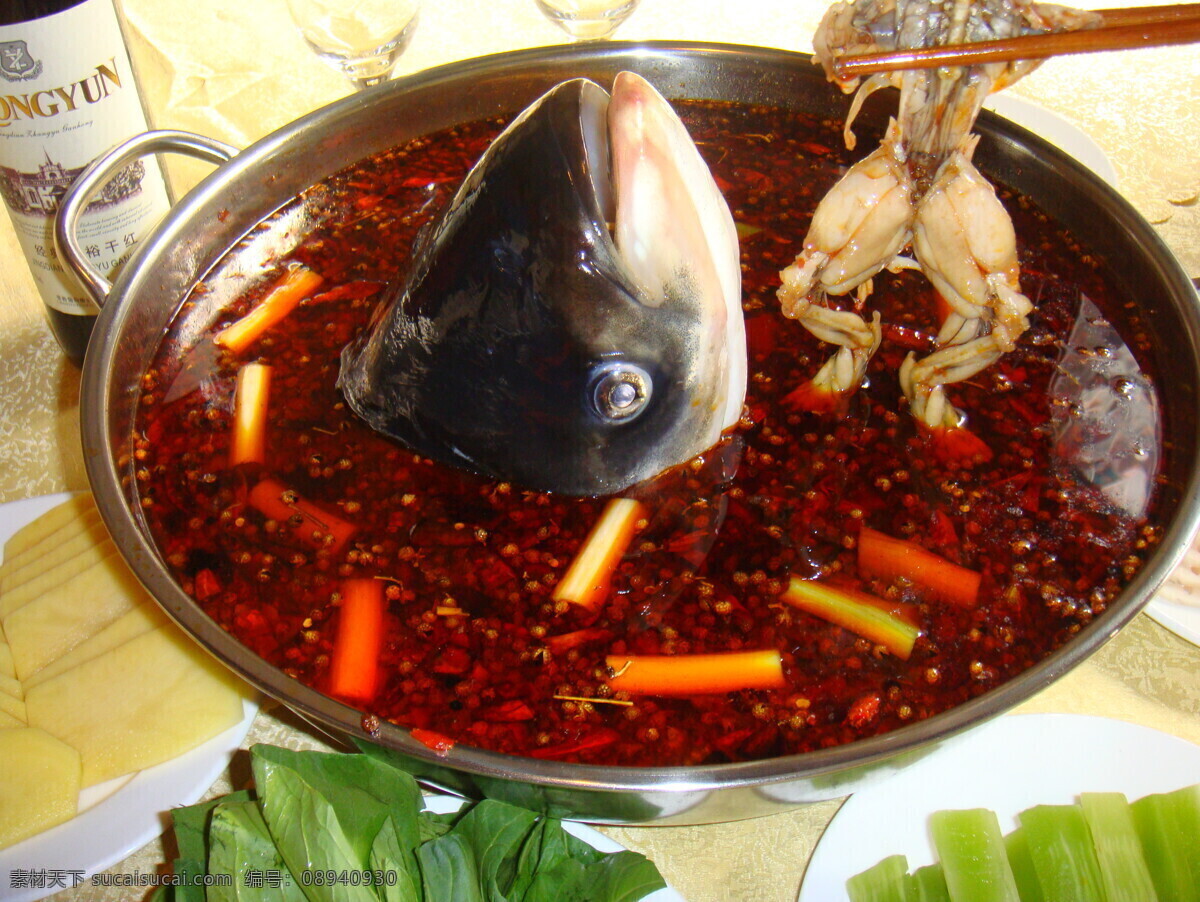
[229,362,271,466]
[846,693,881,728]
[605,650,786,696]
[858,525,981,608]
[481,700,536,722]
[919,421,994,465]
[552,498,645,609]
[247,478,356,553]
[194,568,222,601]
[545,627,613,655]
[529,727,620,760]
[781,576,920,660]
[410,727,456,755]
[781,379,850,415]
[933,291,956,327]
[214,265,323,355]
[328,578,385,703]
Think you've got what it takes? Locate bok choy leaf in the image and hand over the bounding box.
[151,744,665,902]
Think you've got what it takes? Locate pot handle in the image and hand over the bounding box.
[54,130,239,308]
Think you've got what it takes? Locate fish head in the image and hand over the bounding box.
[338,72,746,496]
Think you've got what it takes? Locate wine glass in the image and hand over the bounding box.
[286,0,420,91]
[534,0,641,41]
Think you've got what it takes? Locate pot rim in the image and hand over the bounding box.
[79,39,1200,798]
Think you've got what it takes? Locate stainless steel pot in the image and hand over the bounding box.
[62,42,1200,825]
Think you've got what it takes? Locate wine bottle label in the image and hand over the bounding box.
[0,0,170,316]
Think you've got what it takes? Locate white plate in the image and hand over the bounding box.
[422,795,684,901]
[798,713,1200,902]
[0,493,258,902]
[1146,595,1200,647]
[1145,342,1200,646]
[983,94,1118,187]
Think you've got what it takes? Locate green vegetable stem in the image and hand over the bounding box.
[845,782,1200,902]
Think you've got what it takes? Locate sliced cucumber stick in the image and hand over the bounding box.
[1017,804,1106,901]
[842,783,1200,902]
[1131,785,1200,902]
[1078,792,1159,902]
[846,854,914,902]
[1002,827,1044,902]
[910,864,950,902]
[1156,785,1200,891]
[929,808,1020,902]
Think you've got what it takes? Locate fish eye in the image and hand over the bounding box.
[590,362,652,423]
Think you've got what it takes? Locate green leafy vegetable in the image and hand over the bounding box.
[252,745,425,868]
[152,790,256,902]
[519,857,592,902]
[518,819,665,902]
[415,833,487,902]
[440,799,540,898]
[207,799,307,902]
[511,818,596,901]
[368,815,422,902]
[254,758,377,902]
[158,744,665,902]
[574,850,670,902]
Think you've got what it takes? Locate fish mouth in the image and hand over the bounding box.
[338,73,747,497]
[591,71,746,435]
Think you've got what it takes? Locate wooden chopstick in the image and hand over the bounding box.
[1092,3,1200,24]
[832,3,1200,78]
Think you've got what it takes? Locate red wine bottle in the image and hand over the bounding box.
[0,0,170,365]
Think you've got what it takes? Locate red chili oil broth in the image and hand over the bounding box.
[132,101,1164,767]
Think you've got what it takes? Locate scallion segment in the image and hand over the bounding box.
[229,362,271,467]
[781,577,919,660]
[552,498,644,610]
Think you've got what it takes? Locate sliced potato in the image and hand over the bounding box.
[23,601,170,690]
[0,638,12,680]
[0,691,26,723]
[2,494,96,560]
[0,708,23,729]
[0,542,121,621]
[4,551,146,680]
[25,625,246,786]
[0,508,107,595]
[0,728,81,849]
